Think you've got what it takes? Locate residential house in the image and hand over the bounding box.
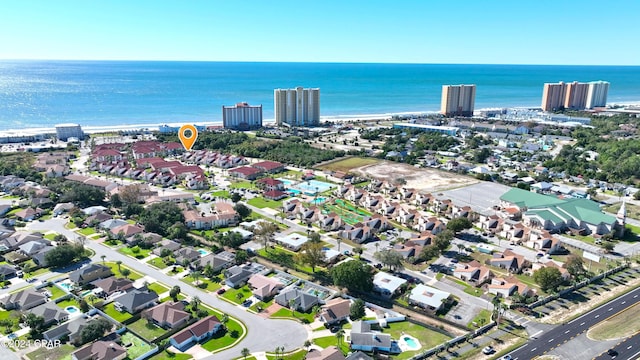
[183,202,238,230]
[247,274,284,300]
[251,160,284,174]
[72,339,127,360]
[1,288,47,310]
[175,247,201,265]
[14,207,43,221]
[110,223,144,238]
[345,352,374,360]
[0,233,43,252]
[228,166,261,180]
[256,178,285,191]
[92,277,134,297]
[31,302,69,326]
[415,216,445,234]
[0,265,17,279]
[142,301,191,329]
[152,239,181,256]
[264,190,288,200]
[408,284,451,313]
[338,224,371,244]
[317,212,343,231]
[275,288,320,312]
[99,219,128,231]
[125,232,163,246]
[18,239,52,257]
[373,272,407,298]
[306,347,346,360]
[194,251,235,272]
[319,297,351,325]
[453,261,493,286]
[489,250,527,273]
[69,264,113,286]
[170,315,222,351]
[114,288,158,314]
[52,202,75,216]
[274,233,309,251]
[487,276,532,298]
[532,260,571,281]
[43,315,90,342]
[349,321,397,353]
[224,263,268,288]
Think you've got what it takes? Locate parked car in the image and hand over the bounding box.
[482,346,494,354]
[216,288,226,295]
[242,299,253,307]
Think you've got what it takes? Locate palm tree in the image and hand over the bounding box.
[115,260,122,273]
[288,299,296,316]
[456,243,465,254]
[88,294,98,305]
[121,268,131,279]
[192,270,201,285]
[190,296,201,311]
[241,347,250,360]
[336,329,345,348]
[303,340,312,352]
[100,255,106,265]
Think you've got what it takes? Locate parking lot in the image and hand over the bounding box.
[532,267,640,320]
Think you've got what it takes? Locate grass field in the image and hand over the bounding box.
[147,282,170,295]
[104,261,144,280]
[588,303,640,340]
[230,180,258,190]
[121,331,154,359]
[320,157,381,173]
[55,298,77,309]
[149,351,193,360]
[147,257,169,269]
[266,350,307,360]
[77,227,96,236]
[382,321,453,359]
[102,302,134,323]
[270,307,316,323]
[118,246,152,259]
[313,335,349,354]
[26,344,74,360]
[200,314,245,352]
[247,197,284,209]
[127,318,168,342]
[221,286,253,304]
[605,202,640,221]
[47,285,67,300]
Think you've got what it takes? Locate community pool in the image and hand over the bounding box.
[293,180,335,195]
[276,178,297,187]
[288,189,302,196]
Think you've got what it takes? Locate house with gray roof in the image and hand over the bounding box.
[69,264,113,286]
[43,314,91,342]
[92,277,134,297]
[0,288,47,310]
[0,232,43,252]
[175,247,201,265]
[98,218,128,230]
[0,265,16,279]
[32,246,56,266]
[72,338,127,360]
[152,239,181,256]
[345,352,373,360]
[114,288,158,314]
[170,315,222,351]
[274,288,320,312]
[193,250,235,271]
[31,301,69,326]
[349,321,398,353]
[224,262,267,288]
[18,239,52,256]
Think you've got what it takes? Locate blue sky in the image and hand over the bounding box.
[1,0,638,65]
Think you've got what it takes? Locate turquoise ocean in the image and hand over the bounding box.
[0,61,639,131]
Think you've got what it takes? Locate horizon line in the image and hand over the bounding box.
[1,58,639,67]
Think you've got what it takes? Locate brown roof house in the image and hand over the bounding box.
[170,315,222,351]
[319,297,351,325]
[72,339,127,360]
[142,301,191,330]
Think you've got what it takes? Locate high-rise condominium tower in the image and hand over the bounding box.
[274,87,320,127]
[440,84,476,117]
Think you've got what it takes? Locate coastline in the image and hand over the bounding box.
[1,102,639,137]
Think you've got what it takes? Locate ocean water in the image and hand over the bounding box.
[1,60,639,131]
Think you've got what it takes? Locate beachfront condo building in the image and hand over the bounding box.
[274,87,320,127]
[440,84,476,117]
[586,81,609,109]
[55,123,84,141]
[222,102,263,130]
[542,81,609,111]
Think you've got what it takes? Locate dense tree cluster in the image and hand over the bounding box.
[0,153,42,182]
[139,202,185,238]
[44,244,86,268]
[330,260,373,293]
[47,181,106,208]
[78,318,112,345]
[533,267,564,293]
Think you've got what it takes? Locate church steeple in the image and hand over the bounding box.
[617,201,627,226]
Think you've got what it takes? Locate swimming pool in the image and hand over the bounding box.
[288,189,302,195]
[276,178,297,187]
[293,180,335,195]
[65,306,79,314]
[197,249,210,256]
[59,281,74,292]
[309,197,327,205]
[401,335,421,351]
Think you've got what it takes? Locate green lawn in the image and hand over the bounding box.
[200,315,245,352]
[147,282,170,295]
[221,286,253,304]
[25,343,75,360]
[78,227,96,236]
[270,307,316,324]
[149,350,193,360]
[250,298,274,313]
[468,309,492,328]
[55,298,77,309]
[265,350,307,360]
[104,261,144,280]
[230,180,258,190]
[127,318,168,342]
[247,197,284,209]
[147,257,170,269]
[383,321,453,360]
[118,246,152,260]
[121,331,153,359]
[46,285,67,300]
[210,190,231,199]
[313,335,349,354]
[0,309,21,334]
[181,274,222,292]
[102,302,134,323]
[44,233,58,241]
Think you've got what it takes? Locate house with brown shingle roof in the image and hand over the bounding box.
[170,315,222,351]
[319,297,351,325]
[489,250,526,273]
[487,276,532,298]
[142,301,191,329]
[72,338,127,360]
[453,260,493,286]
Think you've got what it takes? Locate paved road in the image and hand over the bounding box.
[26,219,308,360]
[507,286,640,360]
[593,332,640,360]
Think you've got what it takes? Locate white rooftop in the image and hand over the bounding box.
[373,272,407,293]
[409,284,450,308]
[275,233,309,249]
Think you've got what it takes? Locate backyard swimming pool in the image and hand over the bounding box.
[197,249,210,256]
[309,197,327,205]
[400,335,421,351]
[65,306,79,314]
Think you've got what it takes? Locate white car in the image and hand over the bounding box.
[482,346,494,354]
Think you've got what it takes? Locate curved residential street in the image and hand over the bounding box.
[25,218,309,360]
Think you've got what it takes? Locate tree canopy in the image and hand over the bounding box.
[296,242,325,272]
[330,260,373,293]
[44,244,85,268]
[139,202,185,237]
[533,267,564,293]
[374,249,404,272]
[350,298,366,320]
[446,217,473,234]
[79,318,112,345]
